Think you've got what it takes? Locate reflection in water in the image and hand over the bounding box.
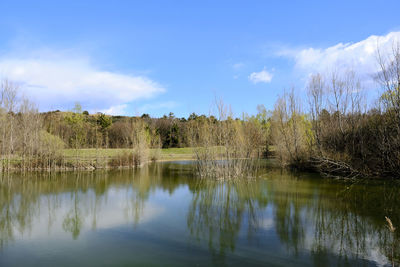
[0,163,399,266]
[271,172,400,265]
[62,191,83,240]
[0,165,165,243]
[186,169,400,266]
[187,179,268,265]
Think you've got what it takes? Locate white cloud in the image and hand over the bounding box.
[98,104,128,115]
[0,50,165,114]
[282,31,400,81]
[232,62,244,70]
[248,68,273,84]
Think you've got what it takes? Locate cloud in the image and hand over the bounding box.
[281,31,400,81]
[98,104,128,115]
[248,68,273,84]
[232,62,244,70]
[0,50,165,114]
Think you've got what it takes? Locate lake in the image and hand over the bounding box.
[0,161,399,266]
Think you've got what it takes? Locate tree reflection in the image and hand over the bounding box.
[0,164,399,266]
[187,168,400,266]
[62,191,83,239]
[0,163,190,244]
[265,170,400,265]
[187,178,268,265]
[269,175,306,256]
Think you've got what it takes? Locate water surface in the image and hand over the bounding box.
[0,161,399,266]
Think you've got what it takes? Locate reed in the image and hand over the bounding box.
[188,100,266,180]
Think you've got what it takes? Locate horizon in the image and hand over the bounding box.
[1,0,400,117]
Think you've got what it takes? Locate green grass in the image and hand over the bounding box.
[158,147,195,161]
[62,146,271,163]
[63,147,195,161]
[63,148,131,158]
[5,146,271,169]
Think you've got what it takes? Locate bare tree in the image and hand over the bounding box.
[271,88,311,167]
[307,73,325,153]
[0,79,18,170]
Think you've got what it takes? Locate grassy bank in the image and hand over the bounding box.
[1,147,265,171]
[63,147,195,163]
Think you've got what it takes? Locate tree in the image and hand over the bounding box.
[65,103,86,167]
[271,88,312,167]
[96,113,112,148]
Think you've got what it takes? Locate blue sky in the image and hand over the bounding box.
[0,0,400,117]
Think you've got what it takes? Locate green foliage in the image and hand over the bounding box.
[64,104,86,149]
[40,130,65,153]
[96,113,112,131]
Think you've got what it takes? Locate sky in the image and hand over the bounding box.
[0,0,400,118]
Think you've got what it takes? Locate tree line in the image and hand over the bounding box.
[271,44,400,178]
[0,43,400,178]
[0,83,269,171]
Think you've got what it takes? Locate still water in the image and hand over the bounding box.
[0,161,399,266]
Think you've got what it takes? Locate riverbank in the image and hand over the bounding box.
[0,148,196,171]
[0,147,377,180]
[0,147,273,172]
[63,147,195,162]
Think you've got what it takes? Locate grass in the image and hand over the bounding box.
[4,146,271,170]
[7,146,270,168]
[63,147,195,162]
[158,147,195,160]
